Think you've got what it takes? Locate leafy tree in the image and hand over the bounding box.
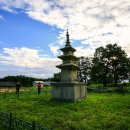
[77,57,92,82]
[91,47,110,86]
[91,44,130,86]
[49,72,61,82]
[128,57,130,82]
[106,44,129,85]
[0,75,43,87]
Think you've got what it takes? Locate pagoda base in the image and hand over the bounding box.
[51,82,86,102]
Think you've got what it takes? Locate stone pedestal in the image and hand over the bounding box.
[52,82,86,101]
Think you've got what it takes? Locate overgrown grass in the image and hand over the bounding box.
[0,87,130,130]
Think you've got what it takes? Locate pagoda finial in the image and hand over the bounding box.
[65,29,71,47]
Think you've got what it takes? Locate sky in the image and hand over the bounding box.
[0,0,130,79]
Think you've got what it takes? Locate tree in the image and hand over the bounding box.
[128,57,130,82]
[91,47,110,86]
[49,72,61,82]
[0,75,42,87]
[106,44,129,86]
[91,44,130,86]
[77,57,92,82]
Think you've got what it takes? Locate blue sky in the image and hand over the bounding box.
[0,10,58,56]
[0,0,130,79]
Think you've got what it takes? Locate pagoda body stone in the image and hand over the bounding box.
[52,31,86,101]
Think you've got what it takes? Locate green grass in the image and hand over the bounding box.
[87,83,103,88]
[0,87,130,130]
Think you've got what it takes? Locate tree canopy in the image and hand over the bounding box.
[0,75,44,87]
[77,57,92,82]
[51,44,130,86]
[91,44,130,86]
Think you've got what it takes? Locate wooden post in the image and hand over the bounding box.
[98,86,100,94]
[9,113,12,130]
[4,92,6,99]
[32,121,35,130]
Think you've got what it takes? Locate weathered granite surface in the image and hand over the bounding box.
[52,82,86,101]
[51,30,86,101]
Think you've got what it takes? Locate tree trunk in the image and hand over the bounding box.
[114,73,118,87]
[103,66,108,87]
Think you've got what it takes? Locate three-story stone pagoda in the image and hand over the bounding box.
[52,30,86,101]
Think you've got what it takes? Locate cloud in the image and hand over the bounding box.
[0,0,130,58]
[75,46,95,57]
[0,0,26,13]
[0,47,61,78]
[0,65,60,79]
[48,43,60,56]
[0,47,61,68]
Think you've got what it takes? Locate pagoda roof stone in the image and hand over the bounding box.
[56,63,79,70]
[60,46,76,52]
[58,55,78,60]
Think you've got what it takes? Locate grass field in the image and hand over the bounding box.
[0,87,130,130]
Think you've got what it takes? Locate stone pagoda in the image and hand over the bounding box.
[51,30,86,101]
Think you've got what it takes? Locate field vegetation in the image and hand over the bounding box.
[0,86,130,130]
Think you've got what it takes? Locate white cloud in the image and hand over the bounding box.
[0,0,26,13]
[75,46,95,57]
[0,66,60,79]
[49,43,60,56]
[0,47,61,78]
[0,0,130,78]
[0,47,61,68]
